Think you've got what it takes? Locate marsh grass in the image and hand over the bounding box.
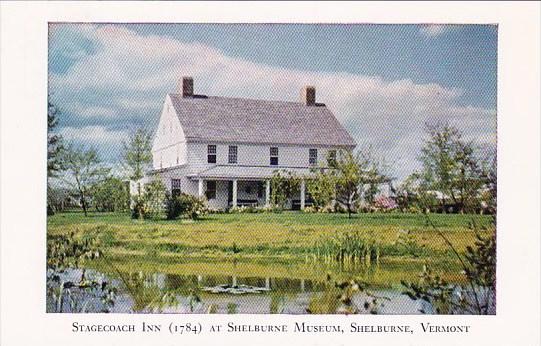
[312,231,380,265]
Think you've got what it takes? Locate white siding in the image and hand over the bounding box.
[152,95,187,169]
[187,142,338,168]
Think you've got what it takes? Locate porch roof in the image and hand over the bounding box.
[187,165,316,180]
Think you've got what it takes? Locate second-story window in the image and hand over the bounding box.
[270,147,279,166]
[228,145,238,164]
[309,148,318,166]
[207,145,217,163]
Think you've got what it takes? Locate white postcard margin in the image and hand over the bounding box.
[1,2,540,346]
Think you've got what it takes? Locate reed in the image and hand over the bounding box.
[311,231,380,265]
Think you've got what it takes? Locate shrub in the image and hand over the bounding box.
[302,206,318,213]
[91,177,129,212]
[373,195,398,212]
[229,205,279,213]
[270,170,301,208]
[131,179,166,219]
[165,193,207,220]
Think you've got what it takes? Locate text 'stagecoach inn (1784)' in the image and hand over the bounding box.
[137,77,356,210]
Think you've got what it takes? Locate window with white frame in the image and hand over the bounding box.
[207,145,217,163]
[309,148,318,166]
[270,147,279,166]
[171,179,182,196]
[228,145,238,164]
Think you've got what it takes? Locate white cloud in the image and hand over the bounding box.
[59,125,128,147]
[419,25,449,37]
[50,25,495,180]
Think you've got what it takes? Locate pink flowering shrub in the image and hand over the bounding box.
[374,196,398,211]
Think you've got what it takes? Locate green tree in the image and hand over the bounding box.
[306,168,336,211]
[47,101,64,215]
[62,143,109,216]
[397,172,437,213]
[91,177,129,212]
[47,101,63,177]
[453,141,485,213]
[333,151,362,217]
[419,123,488,213]
[270,170,301,208]
[121,128,153,194]
[331,150,384,218]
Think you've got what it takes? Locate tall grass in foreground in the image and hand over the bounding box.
[311,231,380,265]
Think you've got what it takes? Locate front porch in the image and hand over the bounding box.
[187,165,314,210]
[192,177,310,210]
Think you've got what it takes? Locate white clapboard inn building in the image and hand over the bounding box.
[145,76,356,210]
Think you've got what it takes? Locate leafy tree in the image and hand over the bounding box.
[47,101,63,177]
[478,146,497,214]
[419,123,460,209]
[270,170,301,208]
[47,101,64,215]
[91,177,129,212]
[121,128,153,183]
[306,169,336,211]
[62,143,109,216]
[331,150,385,218]
[402,217,496,314]
[396,172,438,213]
[419,123,488,213]
[453,141,485,212]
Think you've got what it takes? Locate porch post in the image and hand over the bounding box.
[300,179,306,210]
[198,178,204,198]
[232,179,238,207]
[265,180,271,207]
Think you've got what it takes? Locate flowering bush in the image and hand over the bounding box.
[131,179,166,219]
[229,205,281,213]
[374,196,398,211]
[165,193,207,220]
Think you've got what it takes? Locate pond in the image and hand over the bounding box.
[46,257,493,314]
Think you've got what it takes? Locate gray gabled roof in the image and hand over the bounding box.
[169,93,356,147]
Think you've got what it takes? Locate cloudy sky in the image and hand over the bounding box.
[48,23,497,179]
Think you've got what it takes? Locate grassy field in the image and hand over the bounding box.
[47,211,495,288]
[48,211,493,258]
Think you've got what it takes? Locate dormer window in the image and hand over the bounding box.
[207,145,217,163]
[228,145,238,164]
[309,148,318,166]
[270,147,279,166]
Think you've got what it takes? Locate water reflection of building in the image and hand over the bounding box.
[163,273,325,293]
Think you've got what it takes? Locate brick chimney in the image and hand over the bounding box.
[301,86,316,106]
[178,76,193,97]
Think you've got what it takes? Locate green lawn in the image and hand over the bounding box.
[47,211,494,287]
[48,211,493,258]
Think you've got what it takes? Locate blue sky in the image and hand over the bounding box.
[49,23,497,179]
